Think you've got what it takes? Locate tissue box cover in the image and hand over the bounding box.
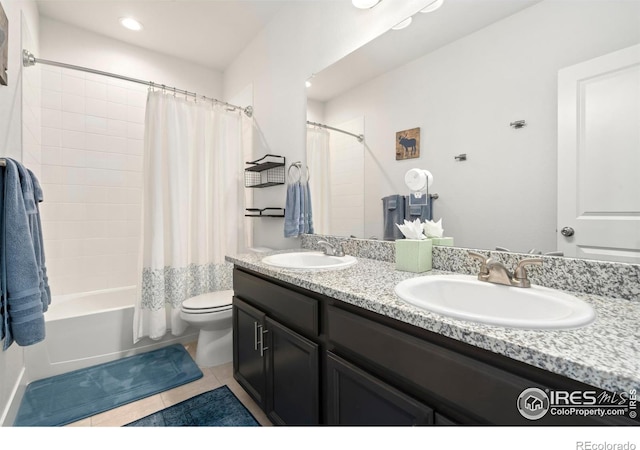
[396,239,432,273]
[429,237,454,247]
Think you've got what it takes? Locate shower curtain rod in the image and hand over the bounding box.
[22,50,254,118]
[307,120,364,143]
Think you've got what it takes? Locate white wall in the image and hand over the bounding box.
[0,0,40,427]
[224,0,431,250]
[39,17,221,99]
[321,0,640,253]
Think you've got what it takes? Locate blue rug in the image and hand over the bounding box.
[14,344,203,426]
[125,385,259,427]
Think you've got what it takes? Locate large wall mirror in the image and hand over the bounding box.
[306,0,640,263]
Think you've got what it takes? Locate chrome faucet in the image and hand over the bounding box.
[317,240,345,257]
[468,251,542,288]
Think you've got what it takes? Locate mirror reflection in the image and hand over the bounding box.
[306,0,640,263]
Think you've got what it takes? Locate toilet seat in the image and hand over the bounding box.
[181,291,232,314]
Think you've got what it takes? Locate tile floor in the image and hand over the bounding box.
[65,341,272,427]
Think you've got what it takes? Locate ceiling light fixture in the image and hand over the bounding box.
[352,0,381,9]
[420,0,444,14]
[305,80,312,88]
[391,16,412,31]
[119,17,143,31]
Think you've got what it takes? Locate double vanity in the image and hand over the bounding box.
[226,237,640,426]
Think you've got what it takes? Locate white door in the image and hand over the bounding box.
[558,44,640,263]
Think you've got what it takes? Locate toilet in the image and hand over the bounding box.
[180,289,233,368]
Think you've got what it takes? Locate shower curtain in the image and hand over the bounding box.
[306,126,331,235]
[134,91,248,342]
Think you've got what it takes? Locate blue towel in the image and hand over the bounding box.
[1,159,48,349]
[382,195,405,240]
[284,180,314,238]
[404,194,433,223]
[284,182,301,238]
[300,181,314,235]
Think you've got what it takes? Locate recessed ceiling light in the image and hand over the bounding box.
[119,17,143,31]
[420,0,444,14]
[305,80,312,88]
[352,0,381,9]
[391,17,412,31]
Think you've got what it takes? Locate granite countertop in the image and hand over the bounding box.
[226,250,640,394]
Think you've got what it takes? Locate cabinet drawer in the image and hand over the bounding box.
[327,305,587,425]
[233,268,319,337]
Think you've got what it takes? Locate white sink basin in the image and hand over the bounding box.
[261,251,357,270]
[394,274,595,330]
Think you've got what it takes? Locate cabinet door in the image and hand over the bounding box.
[326,352,433,426]
[265,317,319,425]
[233,297,267,408]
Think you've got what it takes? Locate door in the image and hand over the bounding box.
[265,317,319,425]
[326,352,433,426]
[558,44,640,263]
[232,297,266,408]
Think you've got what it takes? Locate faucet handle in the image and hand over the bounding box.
[468,251,490,276]
[513,258,543,287]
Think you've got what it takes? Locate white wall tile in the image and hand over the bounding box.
[42,146,62,166]
[86,116,108,135]
[42,108,62,128]
[42,127,62,147]
[62,130,86,149]
[86,98,107,118]
[62,74,85,96]
[107,119,127,137]
[127,123,144,140]
[42,70,62,92]
[62,112,86,132]
[61,93,85,114]
[107,85,127,104]
[85,80,107,100]
[40,74,146,296]
[62,148,86,167]
[107,102,127,121]
[85,133,109,152]
[42,90,62,110]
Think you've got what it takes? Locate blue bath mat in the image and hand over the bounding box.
[14,344,203,426]
[125,385,259,427]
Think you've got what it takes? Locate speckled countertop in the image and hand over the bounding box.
[225,250,640,394]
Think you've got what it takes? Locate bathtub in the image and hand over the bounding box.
[23,286,198,382]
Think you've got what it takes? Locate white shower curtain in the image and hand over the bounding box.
[134,91,248,342]
[306,126,331,235]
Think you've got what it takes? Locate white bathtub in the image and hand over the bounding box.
[23,286,198,382]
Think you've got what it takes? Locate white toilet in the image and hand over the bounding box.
[180,289,233,368]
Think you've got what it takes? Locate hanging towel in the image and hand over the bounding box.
[301,181,314,235]
[284,182,301,238]
[382,195,405,240]
[1,159,49,349]
[404,194,433,223]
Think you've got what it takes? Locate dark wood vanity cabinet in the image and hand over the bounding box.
[232,267,637,426]
[232,269,320,425]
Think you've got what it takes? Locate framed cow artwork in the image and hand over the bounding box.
[396,127,420,160]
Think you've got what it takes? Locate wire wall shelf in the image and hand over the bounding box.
[245,208,285,218]
[244,154,285,188]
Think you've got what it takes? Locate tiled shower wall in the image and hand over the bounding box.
[39,65,147,296]
[329,116,365,238]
